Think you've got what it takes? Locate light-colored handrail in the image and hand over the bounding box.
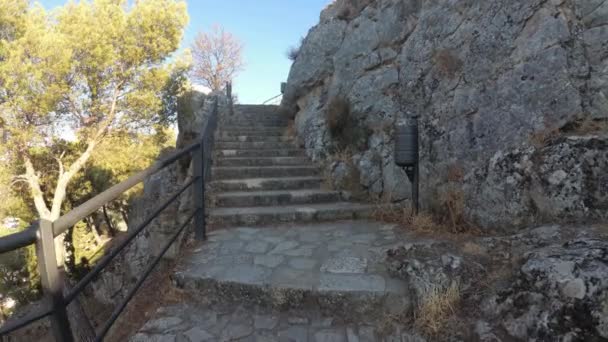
[262,93,282,105]
[53,141,201,236]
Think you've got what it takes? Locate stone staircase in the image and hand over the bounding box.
[208,105,378,227]
[131,105,411,341]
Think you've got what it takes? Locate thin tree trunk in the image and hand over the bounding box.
[101,205,116,237]
[88,216,104,246]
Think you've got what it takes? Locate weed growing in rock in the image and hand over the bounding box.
[414,282,461,337]
[529,127,560,148]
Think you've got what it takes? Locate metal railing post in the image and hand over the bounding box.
[37,220,74,342]
[193,142,205,241]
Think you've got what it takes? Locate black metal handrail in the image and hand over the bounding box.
[0,89,224,341]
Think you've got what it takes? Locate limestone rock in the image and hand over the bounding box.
[282,0,608,230]
[483,238,608,340]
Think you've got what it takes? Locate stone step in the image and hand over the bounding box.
[223,120,290,127]
[216,157,310,167]
[211,177,324,192]
[221,126,288,131]
[217,135,293,143]
[218,130,286,138]
[217,149,305,158]
[214,189,343,207]
[216,141,296,150]
[208,202,379,226]
[212,166,319,180]
[172,221,409,323]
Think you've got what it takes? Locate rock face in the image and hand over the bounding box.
[282,0,608,230]
[385,225,608,341]
[482,238,608,341]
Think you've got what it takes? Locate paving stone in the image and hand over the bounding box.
[320,257,368,274]
[220,241,245,255]
[269,241,299,254]
[346,327,359,342]
[271,267,316,290]
[141,317,183,333]
[180,327,214,341]
[311,317,333,328]
[287,317,309,325]
[217,265,271,285]
[131,333,176,342]
[254,332,279,342]
[358,326,376,342]
[282,246,315,257]
[254,255,285,268]
[314,329,346,342]
[220,323,254,341]
[245,240,271,253]
[254,315,279,330]
[278,326,309,342]
[288,257,317,270]
[318,274,385,292]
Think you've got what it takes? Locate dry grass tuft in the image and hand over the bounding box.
[433,49,463,78]
[530,127,560,148]
[371,200,442,233]
[576,118,608,134]
[284,119,296,139]
[411,212,441,233]
[447,164,465,182]
[415,282,461,337]
[461,241,487,256]
[325,96,350,137]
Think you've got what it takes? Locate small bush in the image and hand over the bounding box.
[286,37,305,62]
[439,187,470,234]
[414,282,461,337]
[326,96,350,136]
[325,96,369,151]
[286,46,300,61]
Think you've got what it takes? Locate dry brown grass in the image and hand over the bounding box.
[411,212,441,232]
[325,96,350,137]
[371,200,443,233]
[433,49,463,78]
[567,117,608,135]
[530,127,560,148]
[284,119,296,139]
[461,241,487,256]
[414,282,461,337]
[447,164,465,182]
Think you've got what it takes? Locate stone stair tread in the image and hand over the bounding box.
[209,202,376,216]
[215,189,339,198]
[216,156,310,167]
[210,177,324,192]
[217,156,306,161]
[213,176,323,184]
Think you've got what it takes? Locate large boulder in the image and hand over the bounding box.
[282,0,608,230]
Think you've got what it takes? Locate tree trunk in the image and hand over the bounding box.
[101,205,116,237]
[87,216,104,246]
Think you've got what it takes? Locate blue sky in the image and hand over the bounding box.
[38,0,330,104]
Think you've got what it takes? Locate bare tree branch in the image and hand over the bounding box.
[22,154,52,219]
[191,25,244,91]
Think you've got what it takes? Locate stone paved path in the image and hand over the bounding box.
[130,301,423,342]
[173,221,409,319]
